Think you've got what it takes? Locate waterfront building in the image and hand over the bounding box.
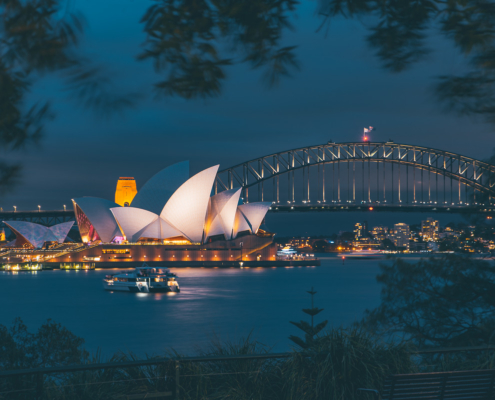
[287,237,311,248]
[354,223,364,240]
[393,223,410,248]
[422,217,439,242]
[115,177,137,207]
[371,226,388,241]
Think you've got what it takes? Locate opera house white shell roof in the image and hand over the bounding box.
[4,221,74,248]
[233,203,272,238]
[160,165,219,243]
[72,197,122,243]
[130,161,189,215]
[73,162,271,244]
[205,188,242,241]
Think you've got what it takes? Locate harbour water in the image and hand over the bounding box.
[0,256,415,357]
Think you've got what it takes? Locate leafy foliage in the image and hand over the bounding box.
[318,0,495,123]
[364,255,495,347]
[283,327,414,400]
[139,0,299,99]
[0,0,138,192]
[0,317,88,370]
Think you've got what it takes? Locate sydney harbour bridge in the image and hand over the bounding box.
[1,141,494,227]
[214,141,495,215]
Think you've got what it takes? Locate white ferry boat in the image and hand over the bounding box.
[103,264,180,293]
[277,246,298,256]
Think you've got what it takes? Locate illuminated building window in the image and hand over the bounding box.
[102,249,130,254]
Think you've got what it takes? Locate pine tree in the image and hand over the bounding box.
[289,287,328,349]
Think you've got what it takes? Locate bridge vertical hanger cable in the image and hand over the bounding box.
[353,145,356,203]
[436,156,439,204]
[414,147,417,203]
[398,146,401,203]
[307,151,310,203]
[383,147,386,202]
[465,177,468,205]
[391,155,394,204]
[407,161,409,204]
[428,161,431,203]
[302,158,305,202]
[362,155,365,203]
[376,155,379,204]
[422,153,424,204]
[322,150,325,203]
[451,158,453,205]
[316,152,325,203]
[459,157,462,204]
[291,152,295,203]
[332,158,335,203]
[368,142,371,203]
[287,154,290,203]
[348,159,350,203]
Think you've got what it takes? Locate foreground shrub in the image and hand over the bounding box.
[281,327,414,400]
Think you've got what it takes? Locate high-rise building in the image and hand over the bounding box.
[115,177,137,207]
[422,217,439,242]
[393,223,410,248]
[354,223,364,240]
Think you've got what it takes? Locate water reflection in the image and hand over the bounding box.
[0,258,382,354]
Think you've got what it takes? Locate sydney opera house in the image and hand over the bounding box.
[3,162,277,267]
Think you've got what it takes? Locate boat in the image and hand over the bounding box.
[277,246,298,256]
[344,250,384,259]
[103,263,180,293]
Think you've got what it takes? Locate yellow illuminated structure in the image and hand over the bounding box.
[115,177,137,207]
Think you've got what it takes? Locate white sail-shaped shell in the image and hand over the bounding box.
[205,188,242,240]
[4,221,48,248]
[160,165,219,243]
[110,207,158,242]
[233,202,271,238]
[72,197,122,243]
[232,209,251,238]
[140,218,183,240]
[4,221,74,248]
[49,221,75,243]
[131,161,189,215]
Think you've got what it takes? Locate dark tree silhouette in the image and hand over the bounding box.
[139,0,299,99]
[289,287,328,349]
[364,255,495,347]
[318,0,495,123]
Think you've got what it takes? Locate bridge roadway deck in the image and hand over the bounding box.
[270,203,495,215]
[0,203,493,228]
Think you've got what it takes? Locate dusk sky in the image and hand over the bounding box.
[4,0,491,233]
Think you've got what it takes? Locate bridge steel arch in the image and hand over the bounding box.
[215,142,495,210]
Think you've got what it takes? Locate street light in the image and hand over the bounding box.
[13,206,16,212]
[63,205,66,211]
[38,205,41,212]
